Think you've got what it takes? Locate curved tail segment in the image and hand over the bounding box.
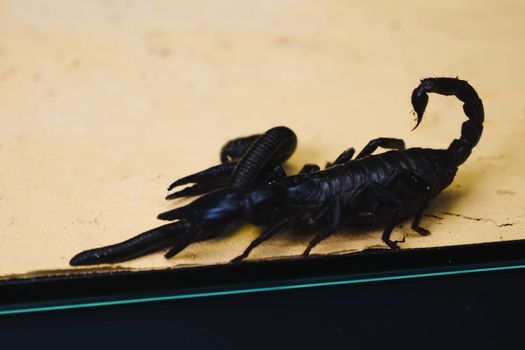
[411,78,484,166]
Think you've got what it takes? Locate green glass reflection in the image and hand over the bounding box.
[2,262,525,316]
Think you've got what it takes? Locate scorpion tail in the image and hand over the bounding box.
[69,221,191,266]
[411,77,484,166]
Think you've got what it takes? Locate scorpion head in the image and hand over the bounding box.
[157,185,288,228]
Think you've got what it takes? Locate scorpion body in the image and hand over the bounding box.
[70,77,484,266]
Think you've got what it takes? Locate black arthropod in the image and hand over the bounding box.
[70,77,484,266]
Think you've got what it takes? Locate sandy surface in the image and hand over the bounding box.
[1,0,524,279]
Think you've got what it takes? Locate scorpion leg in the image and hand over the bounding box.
[392,170,431,236]
[326,147,356,168]
[230,217,289,263]
[302,198,343,256]
[356,138,405,159]
[367,184,403,251]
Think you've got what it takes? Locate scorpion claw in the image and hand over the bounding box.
[69,221,191,266]
[166,162,237,199]
[167,174,196,191]
[157,206,190,221]
[165,185,205,200]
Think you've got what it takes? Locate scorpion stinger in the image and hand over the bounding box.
[411,77,484,166]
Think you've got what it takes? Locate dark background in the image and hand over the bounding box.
[2,268,524,349]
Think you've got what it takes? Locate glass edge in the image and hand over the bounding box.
[2,261,525,316]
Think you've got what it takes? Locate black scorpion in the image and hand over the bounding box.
[70,77,484,266]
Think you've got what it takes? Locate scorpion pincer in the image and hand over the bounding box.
[70,77,484,266]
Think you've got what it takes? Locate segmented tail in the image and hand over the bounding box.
[411,77,484,165]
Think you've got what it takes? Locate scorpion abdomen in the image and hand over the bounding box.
[291,147,458,226]
[354,149,455,195]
